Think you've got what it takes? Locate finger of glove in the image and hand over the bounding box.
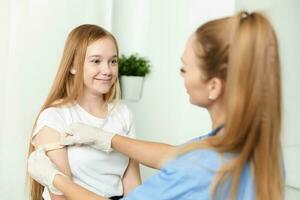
[64,122,84,134]
[28,148,46,165]
[60,135,76,146]
[28,148,48,183]
[68,122,85,131]
[64,127,74,135]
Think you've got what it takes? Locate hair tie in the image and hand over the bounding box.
[241,11,250,19]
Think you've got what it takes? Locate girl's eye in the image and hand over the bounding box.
[111,59,118,65]
[91,59,100,64]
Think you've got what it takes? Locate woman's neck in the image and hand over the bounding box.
[77,92,107,118]
[208,101,226,130]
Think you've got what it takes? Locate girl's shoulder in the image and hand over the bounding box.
[109,101,131,113]
[108,101,135,136]
[39,104,73,119]
[109,101,133,120]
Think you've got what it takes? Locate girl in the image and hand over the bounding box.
[28,24,141,200]
[28,11,284,200]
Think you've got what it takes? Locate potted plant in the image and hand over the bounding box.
[118,54,151,101]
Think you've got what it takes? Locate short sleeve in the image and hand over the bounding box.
[114,103,136,138]
[31,107,66,146]
[122,153,215,200]
[126,109,136,138]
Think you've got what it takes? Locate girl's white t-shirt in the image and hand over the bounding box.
[31,102,135,199]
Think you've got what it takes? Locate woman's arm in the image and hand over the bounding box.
[122,159,141,195]
[34,126,72,200]
[61,123,178,169]
[112,135,178,169]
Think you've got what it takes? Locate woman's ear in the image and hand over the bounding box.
[207,78,224,101]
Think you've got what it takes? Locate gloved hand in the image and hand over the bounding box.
[28,148,67,195]
[61,123,116,153]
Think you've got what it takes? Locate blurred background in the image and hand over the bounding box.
[0,0,299,199]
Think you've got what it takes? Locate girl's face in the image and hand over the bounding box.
[83,37,118,96]
[180,34,211,107]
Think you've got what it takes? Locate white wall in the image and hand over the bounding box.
[236,0,300,198]
[0,0,10,197]
[0,0,113,199]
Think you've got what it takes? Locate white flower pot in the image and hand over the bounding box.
[120,76,145,101]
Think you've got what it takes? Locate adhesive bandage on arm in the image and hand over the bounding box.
[37,142,65,152]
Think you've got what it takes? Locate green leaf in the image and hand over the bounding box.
[118,53,151,76]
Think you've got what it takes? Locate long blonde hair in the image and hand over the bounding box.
[28,24,121,200]
[181,11,283,199]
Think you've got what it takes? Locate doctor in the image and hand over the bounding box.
[28,11,284,200]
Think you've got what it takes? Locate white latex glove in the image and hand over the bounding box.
[28,148,67,195]
[61,123,115,153]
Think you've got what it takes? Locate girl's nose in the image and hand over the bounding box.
[100,62,112,76]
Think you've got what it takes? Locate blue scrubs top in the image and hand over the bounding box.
[122,126,254,200]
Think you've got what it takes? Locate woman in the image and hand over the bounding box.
[28,11,284,200]
[28,24,141,200]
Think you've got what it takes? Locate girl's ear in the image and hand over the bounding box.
[70,67,76,75]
